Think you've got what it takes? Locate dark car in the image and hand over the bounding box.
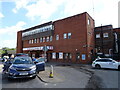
[8,56,36,79]
[35,57,45,72]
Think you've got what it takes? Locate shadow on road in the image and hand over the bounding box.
[2,74,34,84]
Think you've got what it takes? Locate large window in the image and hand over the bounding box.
[68,33,71,39]
[56,35,59,40]
[96,34,100,38]
[103,33,108,38]
[64,33,67,39]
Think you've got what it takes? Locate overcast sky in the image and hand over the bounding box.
[0,0,119,48]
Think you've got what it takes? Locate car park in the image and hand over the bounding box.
[8,56,36,79]
[92,58,120,70]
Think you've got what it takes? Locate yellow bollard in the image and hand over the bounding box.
[49,65,53,78]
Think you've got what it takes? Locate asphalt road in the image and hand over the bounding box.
[0,62,120,89]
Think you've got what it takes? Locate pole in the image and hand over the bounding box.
[44,45,46,62]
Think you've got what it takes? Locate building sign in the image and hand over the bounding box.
[22,24,53,37]
[59,52,63,59]
[23,46,53,51]
[82,54,86,60]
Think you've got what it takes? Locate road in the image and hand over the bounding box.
[0,62,120,89]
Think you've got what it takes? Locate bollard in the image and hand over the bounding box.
[49,65,53,78]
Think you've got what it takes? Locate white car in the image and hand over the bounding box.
[92,58,120,70]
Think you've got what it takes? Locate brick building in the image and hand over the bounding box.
[94,25,114,57]
[17,12,95,64]
[113,28,120,59]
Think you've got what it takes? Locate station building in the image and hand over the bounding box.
[17,12,95,64]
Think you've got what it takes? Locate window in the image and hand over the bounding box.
[56,35,59,40]
[43,37,45,42]
[31,39,34,44]
[46,37,49,42]
[34,38,37,43]
[88,19,90,25]
[29,40,31,44]
[76,53,80,60]
[50,36,52,41]
[68,33,71,39]
[96,34,100,38]
[103,33,108,38]
[68,53,72,60]
[52,53,56,59]
[40,37,43,42]
[64,33,67,39]
[59,52,63,59]
[37,38,39,43]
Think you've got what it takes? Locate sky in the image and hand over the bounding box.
[0,0,119,49]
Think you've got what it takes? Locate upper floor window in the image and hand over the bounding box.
[96,34,100,38]
[46,36,50,42]
[29,40,31,44]
[68,33,71,39]
[88,19,90,25]
[64,33,67,39]
[103,33,108,38]
[56,35,59,40]
[37,38,39,43]
[43,37,45,42]
[34,38,37,43]
[31,39,34,44]
[40,37,43,42]
[50,36,52,41]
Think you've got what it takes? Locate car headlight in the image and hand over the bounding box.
[30,66,36,71]
[9,66,16,70]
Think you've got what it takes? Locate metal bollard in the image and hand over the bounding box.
[49,65,53,78]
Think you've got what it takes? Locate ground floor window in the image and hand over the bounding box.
[68,53,72,60]
[52,53,56,59]
[76,52,80,60]
[59,52,63,59]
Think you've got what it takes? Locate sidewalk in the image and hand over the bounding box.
[37,66,65,83]
[37,62,92,83]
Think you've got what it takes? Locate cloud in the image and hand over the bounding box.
[0,12,4,18]
[0,39,16,48]
[12,0,119,28]
[0,21,26,48]
[0,21,26,35]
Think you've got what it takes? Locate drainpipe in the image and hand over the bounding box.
[114,33,118,53]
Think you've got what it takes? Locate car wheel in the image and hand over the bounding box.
[118,66,120,71]
[95,64,101,69]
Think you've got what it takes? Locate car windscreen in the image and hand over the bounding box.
[37,58,45,62]
[13,57,33,64]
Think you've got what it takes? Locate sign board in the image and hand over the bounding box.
[43,46,48,51]
[82,54,86,60]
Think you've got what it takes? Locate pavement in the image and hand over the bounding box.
[37,62,92,83]
[37,66,65,83]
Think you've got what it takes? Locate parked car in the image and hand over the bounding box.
[35,57,45,72]
[8,56,36,79]
[92,58,120,70]
[15,53,28,57]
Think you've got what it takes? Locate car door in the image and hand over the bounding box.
[107,60,118,69]
[36,58,45,72]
